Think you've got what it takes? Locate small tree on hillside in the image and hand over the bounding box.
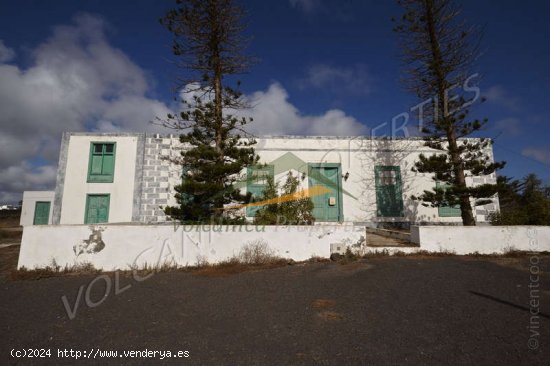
[394,0,505,225]
[160,0,258,224]
[253,172,315,225]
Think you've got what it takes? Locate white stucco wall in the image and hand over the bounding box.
[17,224,365,270]
[411,225,550,254]
[242,137,497,224]
[58,135,139,224]
[20,191,55,226]
[18,224,549,270]
[56,133,498,225]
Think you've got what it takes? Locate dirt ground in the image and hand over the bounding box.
[1,242,549,365]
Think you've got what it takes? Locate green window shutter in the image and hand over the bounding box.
[375,166,403,217]
[246,165,274,217]
[102,153,115,177]
[33,201,51,225]
[436,182,461,217]
[85,194,110,224]
[88,142,116,183]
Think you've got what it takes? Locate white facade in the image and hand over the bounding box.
[52,133,141,225]
[17,224,365,270]
[42,133,499,226]
[20,191,55,226]
[18,224,550,270]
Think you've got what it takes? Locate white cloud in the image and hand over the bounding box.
[298,63,371,95]
[0,14,171,203]
[485,85,520,111]
[493,117,521,136]
[0,163,57,203]
[289,0,322,14]
[0,40,15,62]
[522,147,550,165]
[0,14,369,204]
[243,82,368,136]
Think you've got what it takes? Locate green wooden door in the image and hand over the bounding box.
[246,165,274,217]
[33,201,50,225]
[375,166,403,217]
[308,164,342,222]
[85,194,110,224]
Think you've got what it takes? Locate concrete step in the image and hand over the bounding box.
[366,233,418,248]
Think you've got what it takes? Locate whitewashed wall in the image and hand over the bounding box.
[411,225,550,254]
[162,136,499,224]
[58,135,139,224]
[18,224,365,270]
[49,133,499,226]
[20,191,55,226]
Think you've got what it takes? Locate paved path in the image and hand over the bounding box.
[1,257,549,365]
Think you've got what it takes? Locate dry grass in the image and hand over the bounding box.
[0,214,20,228]
[0,229,22,243]
[317,311,344,320]
[311,299,336,309]
[0,245,20,279]
[311,298,343,320]
[11,261,101,281]
[191,239,290,277]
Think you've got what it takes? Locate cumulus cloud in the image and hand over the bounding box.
[0,14,368,203]
[485,85,520,111]
[0,14,171,203]
[522,147,550,165]
[493,117,521,136]
[0,40,15,62]
[0,163,57,203]
[242,82,368,136]
[289,0,322,14]
[298,63,371,96]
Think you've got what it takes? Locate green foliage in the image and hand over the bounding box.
[160,0,258,224]
[489,174,550,225]
[253,172,315,225]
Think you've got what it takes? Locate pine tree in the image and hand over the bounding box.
[394,0,505,225]
[160,0,258,224]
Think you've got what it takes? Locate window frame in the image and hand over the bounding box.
[246,164,274,217]
[84,194,111,224]
[374,165,404,217]
[33,201,51,225]
[87,142,116,183]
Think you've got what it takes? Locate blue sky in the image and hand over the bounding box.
[0,0,549,203]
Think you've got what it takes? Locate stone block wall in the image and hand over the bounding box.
[138,135,182,223]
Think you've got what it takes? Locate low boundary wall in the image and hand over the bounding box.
[411,225,550,254]
[18,224,550,270]
[18,224,365,270]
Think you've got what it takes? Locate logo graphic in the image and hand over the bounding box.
[228,152,357,210]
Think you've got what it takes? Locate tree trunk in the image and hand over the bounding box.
[424,0,476,226]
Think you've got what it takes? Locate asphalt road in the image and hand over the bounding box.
[1,256,549,365]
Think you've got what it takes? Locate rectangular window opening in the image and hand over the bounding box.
[87,142,116,183]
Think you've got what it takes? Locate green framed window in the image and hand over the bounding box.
[33,201,51,225]
[375,166,403,217]
[84,194,110,224]
[246,165,274,217]
[87,142,116,183]
[436,182,461,217]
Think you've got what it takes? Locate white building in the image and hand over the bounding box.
[20,132,499,226]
